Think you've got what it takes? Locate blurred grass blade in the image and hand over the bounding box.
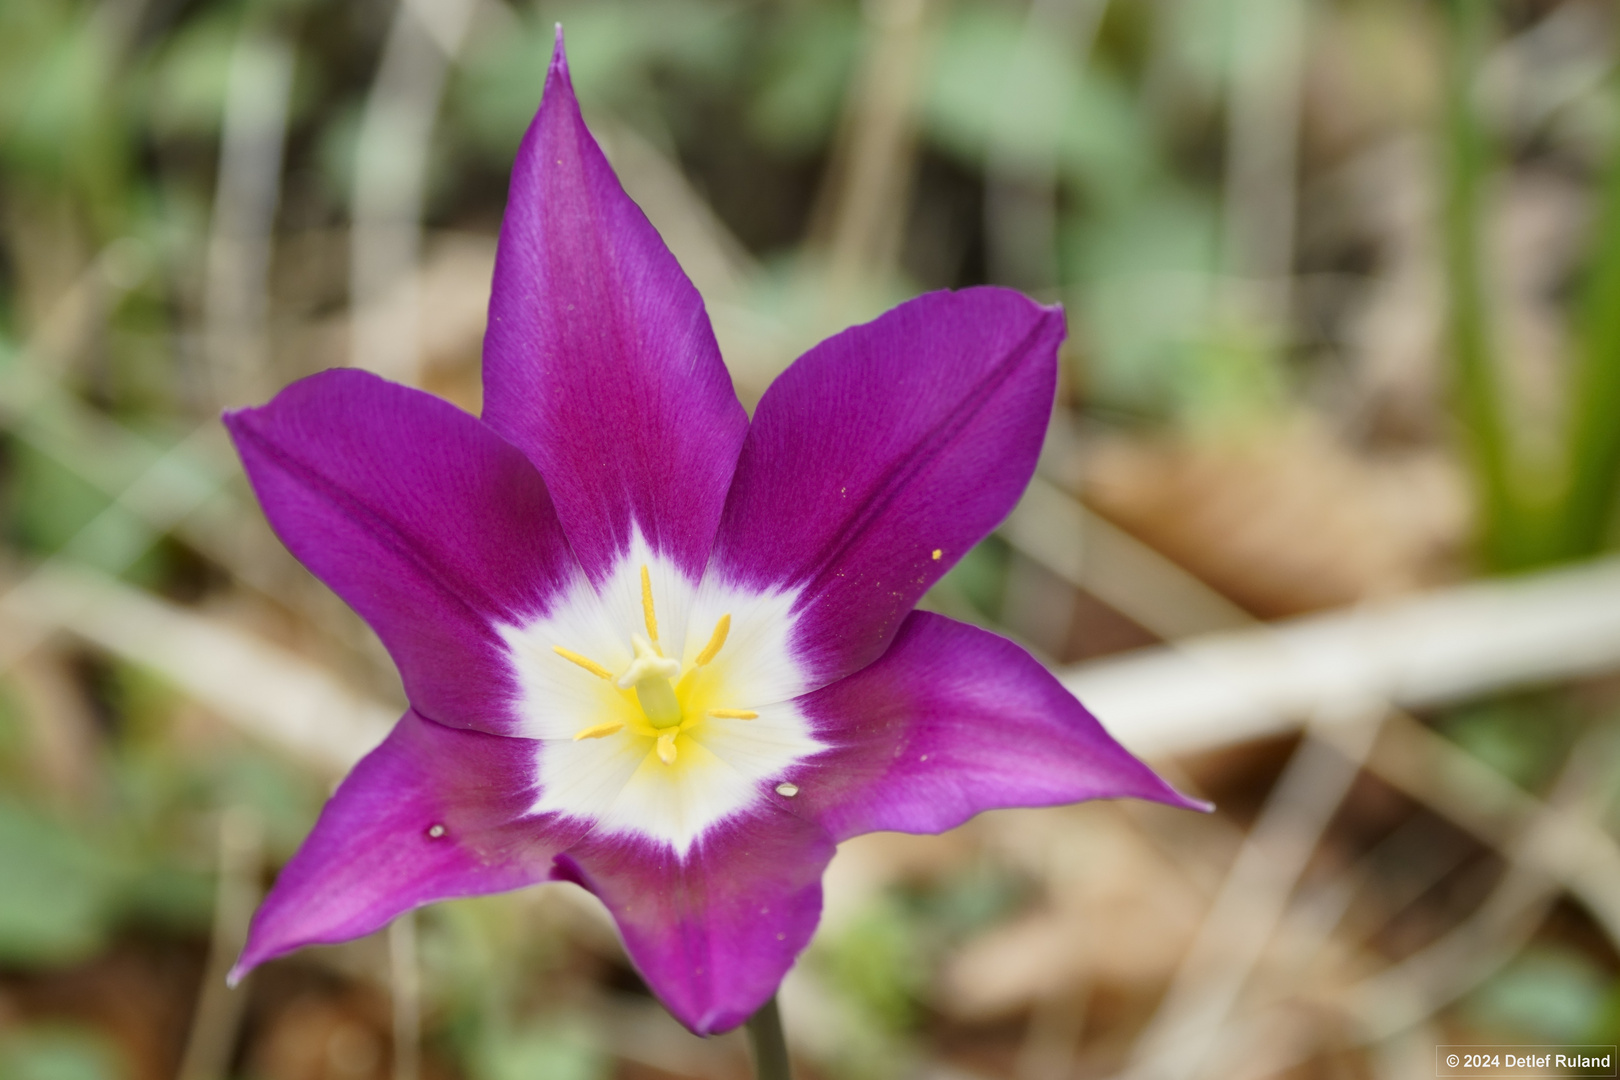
[4,561,395,770]
[1062,554,1620,757]
[204,28,295,408]
[1555,73,1620,560]
[1440,0,1528,569]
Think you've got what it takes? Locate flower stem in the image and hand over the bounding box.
[745,995,792,1080]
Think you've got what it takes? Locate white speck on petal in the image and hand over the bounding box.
[427,824,446,838]
[775,782,799,798]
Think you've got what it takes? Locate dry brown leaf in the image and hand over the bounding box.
[939,817,1204,1019]
[1083,422,1469,617]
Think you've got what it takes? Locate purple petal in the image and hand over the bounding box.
[231,710,578,980]
[713,288,1063,688]
[481,32,747,583]
[224,368,577,736]
[552,808,834,1035]
[790,612,1206,841]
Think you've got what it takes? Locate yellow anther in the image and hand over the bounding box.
[694,614,731,667]
[554,646,614,681]
[573,721,624,741]
[640,564,659,643]
[709,709,757,720]
[656,729,679,765]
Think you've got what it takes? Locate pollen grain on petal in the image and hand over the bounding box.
[656,729,679,765]
[573,721,625,741]
[640,564,659,643]
[553,645,614,680]
[932,548,943,560]
[694,613,731,666]
[708,708,758,720]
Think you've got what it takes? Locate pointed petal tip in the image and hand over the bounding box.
[1120,752,1213,815]
[1019,292,1066,332]
[1137,764,1213,813]
[1134,759,1212,814]
[537,22,580,123]
[229,928,283,986]
[220,400,267,450]
[548,22,569,78]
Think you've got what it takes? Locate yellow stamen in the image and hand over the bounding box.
[709,709,758,720]
[573,721,624,740]
[553,646,614,681]
[656,729,679,765]
[640,564,658,643]
[694,614,731,667]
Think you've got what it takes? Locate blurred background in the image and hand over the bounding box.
[3,0,1620,1077]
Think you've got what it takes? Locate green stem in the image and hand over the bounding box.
[745,995,792,1080]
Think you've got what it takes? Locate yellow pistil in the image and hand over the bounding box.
[709,709,757,720]
[656,729,679,765]
[693,613,731,667]
[617,634,682,727]
[640,564,659,646]
[573,720,625,740]
[553,646,614,681]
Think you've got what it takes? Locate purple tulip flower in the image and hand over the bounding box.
[222,31,1202,1036]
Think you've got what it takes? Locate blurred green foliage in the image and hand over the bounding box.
[804,856,1034,1077]
[468,1017,604,1080]
[0,794,121,966]
[0,658,324,964]
[1465,946,1611,1044]
[819,897,926,1033]
[1440,694,1581,793]
[0,1028,122,1080]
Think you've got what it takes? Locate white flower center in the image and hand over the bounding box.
[497,535,822,853]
